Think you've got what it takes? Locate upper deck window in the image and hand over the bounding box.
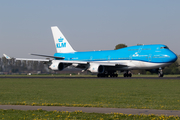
[160,46,169,49]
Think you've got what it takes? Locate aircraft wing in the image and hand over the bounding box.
[3,54,128,66]
[55,60,88,64]
[15,58,50,62]
[55,60,128,67]
[3,54,50,62]
[31,54,127,66]
[90,61,128,66]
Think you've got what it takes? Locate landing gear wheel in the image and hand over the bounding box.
[110,74,118,77]
[97,74,100,77]
[124,73,127,77]
[97,71,118,78]
[129,73,132,77]
[124,71,132,77]
[97,73,108,77]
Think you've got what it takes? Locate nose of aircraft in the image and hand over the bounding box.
[170,52,177,62]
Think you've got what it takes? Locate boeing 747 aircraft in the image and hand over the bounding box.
[4,26,177,77]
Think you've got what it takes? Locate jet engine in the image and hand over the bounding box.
[87,64,104,73]
[49,60,64,71]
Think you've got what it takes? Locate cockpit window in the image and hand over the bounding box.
[160,46,169,49]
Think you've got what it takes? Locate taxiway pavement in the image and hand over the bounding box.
[0,105,180,116]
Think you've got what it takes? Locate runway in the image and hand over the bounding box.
[0,76,180,79]
[0,105,180,116]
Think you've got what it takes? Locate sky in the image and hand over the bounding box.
[0,0,180,58]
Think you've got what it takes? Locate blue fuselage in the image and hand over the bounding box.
[54,44,177,64]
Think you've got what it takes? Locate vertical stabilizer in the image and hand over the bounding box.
[51,26,76,53]
[3,54,12,59]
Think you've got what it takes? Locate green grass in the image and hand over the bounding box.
[0,78,180,110]
[0,109,179,120]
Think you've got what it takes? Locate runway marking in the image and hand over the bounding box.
[0,105,180,116]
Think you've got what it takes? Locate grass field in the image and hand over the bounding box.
[0,109,179,120]
[0,78,180,110]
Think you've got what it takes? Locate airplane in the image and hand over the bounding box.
[3,26,177,77]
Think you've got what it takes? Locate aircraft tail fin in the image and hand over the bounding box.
[51,26,76,53]
[3,54,12,59]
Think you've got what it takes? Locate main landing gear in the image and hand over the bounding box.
[123,71,132,77]
[97,71,118,78]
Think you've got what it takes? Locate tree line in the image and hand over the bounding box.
[0,57,49,74]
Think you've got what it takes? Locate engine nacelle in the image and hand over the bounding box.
[49,61,64,71]
[87,64,104,73]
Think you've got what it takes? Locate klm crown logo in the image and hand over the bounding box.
[58,37,64,42]
[56,37,66,48]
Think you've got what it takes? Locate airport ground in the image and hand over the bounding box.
[0,75,180,119]
[0,74,180,78]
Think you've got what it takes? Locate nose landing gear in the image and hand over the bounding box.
[158,68,164,77]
